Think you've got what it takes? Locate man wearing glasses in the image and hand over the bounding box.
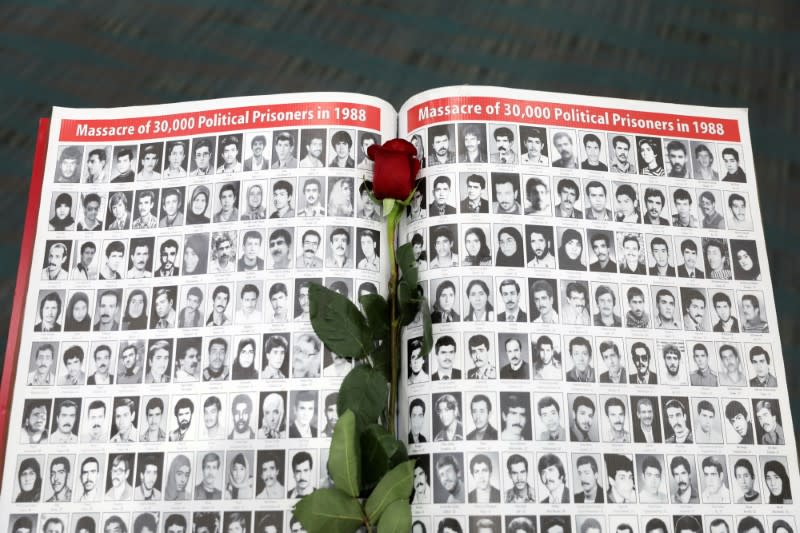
[629,341,657,384]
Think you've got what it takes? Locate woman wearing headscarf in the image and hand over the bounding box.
[731,240,762,281]
[64,291,92,331]
[182,233,209,276]
[232,338,259,380]
[764,460,793,504]
[164,454,192,501]
[15,457,42,502]
[121,289,148,330]
[186,185,211,225]
[225,453,254,500]
[328,177,354,217]
[49,193,75,231]
[495,226,524,267]
[558,228,586,271]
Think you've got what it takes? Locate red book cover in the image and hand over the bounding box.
[0,118,50,484]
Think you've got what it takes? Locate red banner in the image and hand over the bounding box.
[407,96,740,142]
[60,102,381,142]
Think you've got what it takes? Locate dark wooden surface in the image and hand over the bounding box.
[1,0,798,433]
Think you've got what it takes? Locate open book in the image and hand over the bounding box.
[1,86,797,533]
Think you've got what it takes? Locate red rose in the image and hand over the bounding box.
[367,138,421,200]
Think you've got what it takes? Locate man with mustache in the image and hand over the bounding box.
[632,397,662,443]
[296,229,323,268]
[599,341,626,384]
[28,343,56,385]
[42,241,69,280]
[93,290,120,332]
[428,124,455,166]
[533,335,561,381]
[434,454,464,503]
[229,393,255,440]
[574,456,604,503]
[169,398,194,442]
[719,344,747,386]
[155,239,180,277]
[117,343,143,384]
[625,287,650,329]
[569,395,596,443]
[287,451,315,498]
[201,396,224,440]
[498,279,527,322]
[326,227,352,268]
[682,288,708,332]
[298,178,325,217]
[194,453,222,500]
[552,131,578,169]
[206,286,231,327]
[466,394,497,441]
[501,392,530,441]
[665,140,689,178]
[588,232,616,272]
[411,459,431,504]
[190,138,214,176]
[256,450,285,499]
[527,225,556,268]
[555,178,582,218]
[34,291,62,333]
[741,294,769,333]
[566,337,595,383]
[139,397,166,442]
[458,124,486,163]
[299,129,325,168]
[504,454,535,503]
[267,228,292,269]
[177,287,203,329]
[609,135,635,173]
[699,191,725,229]
[127,238,153,278]
[628,342,657,386]
[78,456,101,501]
[71,241,98,280]
[135,453,163,501]
[489,126,517,164]
[408,398,428,443]
[604,397,630,443]
[88,344,114,385]
[531,279,558,324]
[643,187,670,225]
[105,454,134,500]
[174,339,200,382]
[236,230,264,272]
[664,398,693,443]
[754,399,784,445]
[209,233,235,274]
[670,455,699,503]
[235,283,263,325]
[83,400,107,443]
[537,396,565,441]
[493,173,522,214]
[537,453,569,503]
[460,173,489,213]
[49,399,80,444]
[132,190,159,230]
[46,456,72,502]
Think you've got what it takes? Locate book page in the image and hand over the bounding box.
[1,92,396,532]
[398,85,798,533]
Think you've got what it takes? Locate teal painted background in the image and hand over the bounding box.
[0,1,797,440]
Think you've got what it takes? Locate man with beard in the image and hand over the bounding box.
[299,130,324,168]
[700,456,730,503]
[210,233,235,274]
[466,394,497,441]
[719,344,747,386]
[203,337,230,380]
[206,286,231,327]
[256,451,285,499]
[733,458,760,503]
[670,456,699,503]
[229,394,255,440]
[258,392,286,439]
[217,136,242,173]
[329,130,354,168]
[538,453,569,503]
[690,343,718,387]
[296,230,323,268]
[682,288,708,332]
[570,395,596,443]
[599,341,626,384]
[501,393,530,441]
[754,399,784,445]
[664,398,693,443]
[407,337,429,384]
[411,460,431,504]
[500,336,529,379]
[505,454,535,503]
[574,455,603,503]
[492,173,522,214]
[633,398,662,443]
[289,391,317,438]
[170,398,194,442]
[83,400,107,443]
[434,393,464,441]
[537,396,565,441]
[665,140,689,178]
[127,239,152,278]
[88,344,114,385]
[321,393,339,438]
[741,294,769,333]
[238,231,264,271]
[609,135,635,173]
[677,239,705,278]
[299,178,325,217]
[457,124,485,163]
[135,454,162,500]
[721,147,747,183]
[468,454,501,503]
[78,457,101,501]
[429,125,455,166]
[725,400,754,444]
[155,239,180,277]
[194,453,222,500]
[106,454,134,500]
[555,178,582,218]
[643,187,670,225]
[625,287,650,328]
[42,242,69,280]
[552,131,578,168]
[140,398,166,442]
[533,335,561,380]
[604,397,630,443]
[28,343,57,385]
[712,292,739,332]
[174,339,200,382]
[749,346,777,387]
[287,452,315,498]
[581,133,608,171]
[498,279,527,322]
[605,454,636,503]
[429,175,457,216]
[435,454,464,503]
[460,173,489,213]
[566,337,595,383]
[326,227,352,268]
[589,232,616,272]
[654,289,680,330]
[527,226,556,268]
[531,280,558,324]
[699,191,725,229]
[408,398,428,443]
[638,455,668,503]
[46,456,72,502]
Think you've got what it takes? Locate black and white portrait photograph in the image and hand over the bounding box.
[557,227,587,271]
[579,131,609,171]
[270,177,295,219]
[719,144,747,183]
[194,451,224,500]
[495,224,525,266]
[724,190,753,230]
[689,141,719,181]
[213,181,240,223]
[287,449,317,498]
[630,395,662,444]
[271,129,298,169]
[739,290,769,333]
[635,454,668,503]
[551,129,579,169]
[216,133,243,173]
[492,172,523,214]
[186,183,212,224]
[622,284,651,329]
[587,229,617,273]
[136,141,163,181]
[459,172,489,213]
[498,332,530,380]
[70,239,100,280]
[328,129,355,168]
[636,136,664,176]
[429,173,457,216]
[298,128,327,168]
[126,236,154,278]
[256,449,286,499]
[57,342,87,385]
[466,452,501,503]
[457,122,488,163]
[464,391,498,441]
[105,452,135,500]
[240,179,268,220]
[83,145,111,184]
[461,224,492,267]
[49,397,81,444]
[532,333,562,380]
[536,452,570,504]
[526,223,556,268]
[534,393,566,441]
[730,239,761,281]
[690,397,724,444]
[224,449,255,500]
[227,392,257,440]
[76,191,106,231]
[528,277,557,323]
[189,136,216,176]
[163,138,189,178]
[164,453,193,498]
[698,189,726,229]
[427,123,456,166]
[463,277,494,322]
[429,223,458,268]
[432,392,464,441]
[524,175,551,215]
[430,277,460,323]
[520,125,549,165]
[500,391,532,441]
[168,396,197,442]
[104,191,132,231]
[432,452,465,503]
[243,131,270,172]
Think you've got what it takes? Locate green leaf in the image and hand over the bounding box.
[337,365,388,427]
[310,283,371,360]
[370,340,391,382]
[328,410,361,498]
[365,460,415,523]
[396,243,418,289]
[360,293,390,340]
[377,500,412,533]
[292,488,364,533]
[360,424,408,491]
[420,298,433,357]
